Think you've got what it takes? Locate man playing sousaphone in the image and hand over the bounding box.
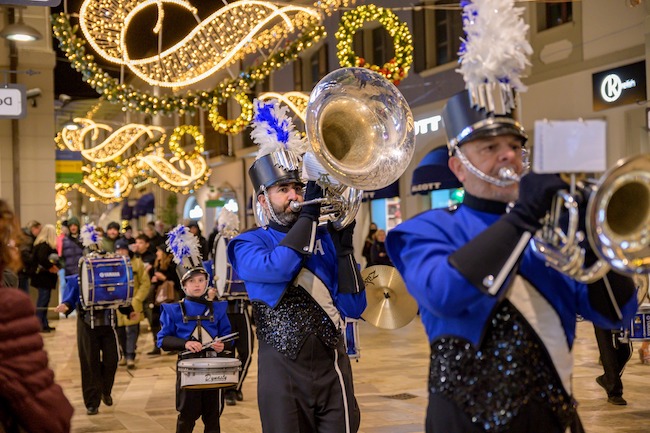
[228,99,366,433]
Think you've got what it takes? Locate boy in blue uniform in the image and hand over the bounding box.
[158,227,231,433]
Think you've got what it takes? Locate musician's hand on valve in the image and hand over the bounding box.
[300,181,323,221]
[211,340,225,353]
[54,303,69,314]
[185,340,203,353]
[503,173,568,233]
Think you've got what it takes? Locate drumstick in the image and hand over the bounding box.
[179,332,239,356]
[34,307,60,311]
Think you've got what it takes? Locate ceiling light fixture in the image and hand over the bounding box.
[0,8,42,42]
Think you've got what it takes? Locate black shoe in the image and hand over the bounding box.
[101,394,113,406]
[147,348,161,356]
[596,375,607,391]
[86,407,99,415]
[41,326,55,333]
[607,395,627,405]
[225,391,236,406]
[235,390,243,402]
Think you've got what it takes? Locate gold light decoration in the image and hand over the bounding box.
[55,191,70,216]
[55,121,210,203]
[258,91,309,123]
[208,92,254,135]
[79,0,322,88]
[336,4,413,85]
[52,12,325,115]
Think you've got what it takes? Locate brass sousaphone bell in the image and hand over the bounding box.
[290,67,416,229]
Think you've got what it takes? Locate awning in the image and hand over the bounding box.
[134,193,155,217]
[362,180,399,202]
[411,147,461,195]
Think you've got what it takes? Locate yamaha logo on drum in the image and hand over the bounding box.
[99,271,122,278]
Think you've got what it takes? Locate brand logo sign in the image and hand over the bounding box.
[0,85,26,119]
[99,271,122,278]
[414,115,442,136]
[593,61,646,111]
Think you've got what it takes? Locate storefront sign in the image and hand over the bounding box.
[414,115,442,136]
[55,150,83,184]
[592,61,646,111]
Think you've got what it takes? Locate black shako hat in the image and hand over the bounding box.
[249,151,304,195]
[442,90,527,153]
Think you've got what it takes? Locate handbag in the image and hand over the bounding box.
[155,280,177,305]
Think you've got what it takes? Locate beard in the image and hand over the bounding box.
[270,202,300,226]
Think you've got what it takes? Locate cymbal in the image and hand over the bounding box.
[361,265,418,330]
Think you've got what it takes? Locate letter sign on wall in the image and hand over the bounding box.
[0,84,27,119]
[592,61,646,112]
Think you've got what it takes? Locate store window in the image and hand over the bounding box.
[538,2,573,31]
[370,197,402,231]
[412,0,464,72]
[430,188,464,210]
[183,196,204,222]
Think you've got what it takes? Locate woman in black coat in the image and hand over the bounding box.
[31,224,60,332]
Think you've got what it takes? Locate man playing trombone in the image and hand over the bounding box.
[386,89,638,433]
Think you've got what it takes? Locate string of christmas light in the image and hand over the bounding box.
[208,92,254,135]
[79,0,322,88]
[52,13,325,116]
[336,4,413,85]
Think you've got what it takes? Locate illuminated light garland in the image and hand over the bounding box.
[335,4,413,85]
[52,13,325,116]
[79,0,322,88]
[208,92,254,135]
[60,118,166,163]
[55,191,70,216]
[54,121,210,203]
[258,91,309,123]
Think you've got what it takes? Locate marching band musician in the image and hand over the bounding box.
[227,99,366,433]
[385,89,638,433]
[157,225,231,433]
[207,208,254,407]
[55,224,138,416]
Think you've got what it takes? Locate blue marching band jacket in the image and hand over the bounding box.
[227,224,366,360]
[158,298,231,357]
[386,196,637,431]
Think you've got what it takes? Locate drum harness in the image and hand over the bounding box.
[179,299,217,359]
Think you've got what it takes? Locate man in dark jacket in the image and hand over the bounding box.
[17,220,40,294]
[62,216,84,277]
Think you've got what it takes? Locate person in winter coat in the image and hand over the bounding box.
[0,198,73,433]
[31,224,60,332]
[61,216,84,277]
[115,238,151,368]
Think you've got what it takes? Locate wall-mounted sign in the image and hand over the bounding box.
[592,61,646,111]
[55,150,83,184]
[414,114,442,136]
[0,84,26,119]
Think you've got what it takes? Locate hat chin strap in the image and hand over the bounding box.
[454,146,529,188]
[262,186,288,227]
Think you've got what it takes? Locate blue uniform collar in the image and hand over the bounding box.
[462,192,510,215]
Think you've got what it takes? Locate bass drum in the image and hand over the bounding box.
[79,254,134,309]
[213,235,247,300]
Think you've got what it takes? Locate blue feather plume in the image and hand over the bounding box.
[80,223,100,248]
[250,99,306,159]
[166,224,202,268]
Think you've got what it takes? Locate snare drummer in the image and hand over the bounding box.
[158,226,231,433]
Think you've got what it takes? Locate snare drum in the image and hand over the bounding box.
[344,319,360,360]
[213,235,247,300]
[79,255,134,310]
[177,358,242,389]
[628,305,650,340]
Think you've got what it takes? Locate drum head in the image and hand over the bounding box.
[178,358,242,368]
[214,236,228,297]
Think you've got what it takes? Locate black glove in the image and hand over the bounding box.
[503,173,569,233]
[300,181,323,221]
[327,220,355,256]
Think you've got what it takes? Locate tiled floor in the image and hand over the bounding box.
[43,316,650,433]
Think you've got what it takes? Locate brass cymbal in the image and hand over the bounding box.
[361,265,418,330]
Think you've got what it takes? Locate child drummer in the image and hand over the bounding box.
[157,225,232,433]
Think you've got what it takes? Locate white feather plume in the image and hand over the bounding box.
[217,209,240,238]
[166,224,203,268]
[457,0,532,92]
[250,98,307,160]
[80,223,101,249]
